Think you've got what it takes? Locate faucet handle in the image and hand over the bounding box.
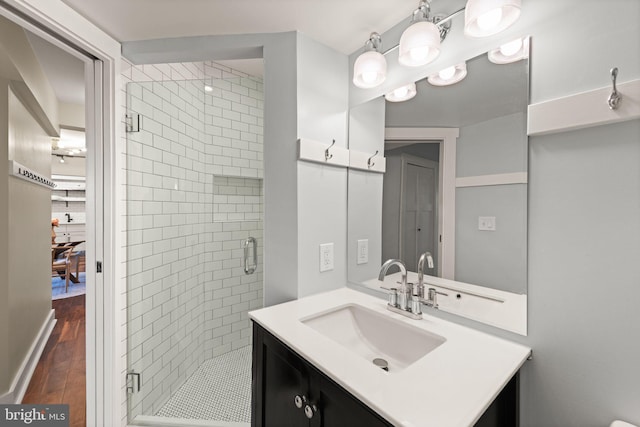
[380,286,398,307]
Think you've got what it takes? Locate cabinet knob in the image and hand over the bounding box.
[304,404,317,419]
[294,395,305,409]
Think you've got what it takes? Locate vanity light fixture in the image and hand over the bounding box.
[353,0,523,89]
[464,0,521,38]
[385,82,418,102]
[427,62,468,86]
[353,32,387,89]
[488,36,529,64]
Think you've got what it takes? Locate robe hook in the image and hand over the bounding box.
[367,150,379,168]
[608,67,622,110]
[325,139,335,161]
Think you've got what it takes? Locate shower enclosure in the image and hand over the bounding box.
[124,72,264,426]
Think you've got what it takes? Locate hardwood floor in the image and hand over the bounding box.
[23,295,86,427]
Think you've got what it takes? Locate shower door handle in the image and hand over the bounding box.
[243,237,257,275]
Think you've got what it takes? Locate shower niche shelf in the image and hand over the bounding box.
[212,175,263,223]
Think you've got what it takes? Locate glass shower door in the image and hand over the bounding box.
[124,74,263,426]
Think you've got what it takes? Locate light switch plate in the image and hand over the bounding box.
[357,239,368,265]
[478,216,496,231]
[319,243,334,272]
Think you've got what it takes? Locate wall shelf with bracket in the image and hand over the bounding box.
[528,76,639,136]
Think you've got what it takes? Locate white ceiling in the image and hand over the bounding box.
[26,31,85,105]
[60,0,421,54]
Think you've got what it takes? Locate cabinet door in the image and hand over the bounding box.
[311,371,392,427]
[252,324,310,427]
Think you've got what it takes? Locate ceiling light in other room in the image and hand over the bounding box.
[488,36,529,64]
[385,83,417,102]
[59,155,65,164]
[398,1,441,67]
[464,0,521,38]
[204,85,213,93]
[353,32,387,89]
[57,128,86,150]
[427,62,468,86]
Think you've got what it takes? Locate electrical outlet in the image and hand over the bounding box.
[319,243,334,272]
[478,216,496,231]
[357,239,368,265]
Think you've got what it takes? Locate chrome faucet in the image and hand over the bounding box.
[413,252,445,313]
[378,259,422,320]
[416,252,434,299]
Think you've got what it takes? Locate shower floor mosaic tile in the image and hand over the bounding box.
[156,346,252,422]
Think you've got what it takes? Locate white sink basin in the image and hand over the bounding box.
[301,303,445,372]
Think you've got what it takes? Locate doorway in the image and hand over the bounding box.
[382,143,440,274]
[0,4,111,426]
[400,156,439,273]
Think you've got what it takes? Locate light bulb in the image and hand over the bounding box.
[59,157,65,163]
[362,71,379,84]
[385,83,417,102]
[438,66,456,81]
[410,46,430,62]
[204,85,213,92]
[499,38,523,57]
[393,86,409,98]
[477,8,503,31]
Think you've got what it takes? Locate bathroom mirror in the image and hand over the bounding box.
[347,38,530,334]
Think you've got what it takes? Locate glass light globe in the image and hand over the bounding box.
[464,0,521,38]
[394,86,409,98]
[398,21,440,67]
[353,50,387,88]
[438,66,456,81]
[499,38,523,57]
[476,8,503,31]
[427,63,468,86]
[385,83,417,102]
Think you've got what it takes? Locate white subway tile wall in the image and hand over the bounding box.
[121,59,263,423]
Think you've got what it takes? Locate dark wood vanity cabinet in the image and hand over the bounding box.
[251,321,519,427]
[252,322,392,427]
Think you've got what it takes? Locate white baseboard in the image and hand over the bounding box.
[0,309,56,404]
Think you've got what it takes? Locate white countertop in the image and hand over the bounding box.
[249,287,531,427]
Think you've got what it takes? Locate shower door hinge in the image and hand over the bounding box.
[96,261,102,273]
[127,372,141,394]
[125,113,141,133]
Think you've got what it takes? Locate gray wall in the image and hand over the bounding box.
[296,33,349,298]
[455,184,527,294]
[455,112,528,294]
[347,97,385,284]
[523,119,640,426]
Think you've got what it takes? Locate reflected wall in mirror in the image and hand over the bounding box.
[347,37,530,335]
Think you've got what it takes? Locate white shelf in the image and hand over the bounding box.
[52,195,86,202]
